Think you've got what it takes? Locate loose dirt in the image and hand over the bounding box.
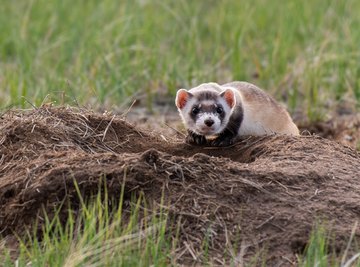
[1,107,360,265]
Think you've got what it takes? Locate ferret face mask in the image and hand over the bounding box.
[176,88,235,136]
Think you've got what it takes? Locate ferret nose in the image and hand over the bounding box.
[204,119,214,127]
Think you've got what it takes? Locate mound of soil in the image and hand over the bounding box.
[1,107,360,265]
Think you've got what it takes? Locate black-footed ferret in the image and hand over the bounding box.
[175,81,299,146]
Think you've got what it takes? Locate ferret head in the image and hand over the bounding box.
[175,86,236,137]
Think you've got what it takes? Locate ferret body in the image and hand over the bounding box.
[175,81,299,146]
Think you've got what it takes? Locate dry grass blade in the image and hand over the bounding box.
[341,220,358,266]
[342,252,360,267]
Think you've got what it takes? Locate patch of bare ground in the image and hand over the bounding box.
[0,107,360,265]
[298,113,360,150]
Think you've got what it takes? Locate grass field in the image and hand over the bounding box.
[1,0,360,119]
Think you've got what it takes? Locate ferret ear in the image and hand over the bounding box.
[220,89,235,108]
[175,89,193,109]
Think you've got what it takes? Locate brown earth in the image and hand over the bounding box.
[1,107,360,266]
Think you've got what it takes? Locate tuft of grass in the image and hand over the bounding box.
[1,0,360,119]
[299,225,331,267]
[0,180,175,267]
[299,222,360,267]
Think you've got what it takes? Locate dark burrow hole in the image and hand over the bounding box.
[172,144,260,164]
[3,188,15,199]
[291,239,308,254]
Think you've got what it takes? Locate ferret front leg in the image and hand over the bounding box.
[185,130,208,146]
[210,129,236,147]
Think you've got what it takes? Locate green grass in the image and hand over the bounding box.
[300,223,360,267]
[0,181,176,267]
[1,0,360,119]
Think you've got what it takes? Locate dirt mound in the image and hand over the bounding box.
[1,107,360,265]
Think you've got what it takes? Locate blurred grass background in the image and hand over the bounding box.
[1,0,359,120]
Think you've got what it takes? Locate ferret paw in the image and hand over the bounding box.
[210,137,234,147]
[186,132,208,146]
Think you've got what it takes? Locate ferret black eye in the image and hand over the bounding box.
[216,107,223,114]
[192,107,200,115]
